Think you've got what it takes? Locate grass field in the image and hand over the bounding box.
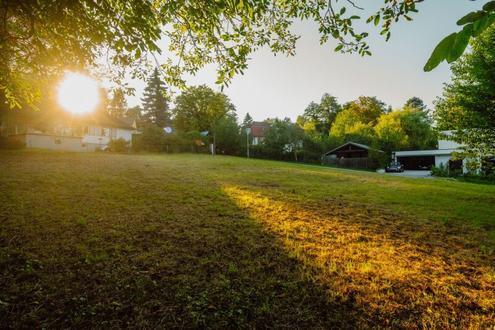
[1,151,494,328]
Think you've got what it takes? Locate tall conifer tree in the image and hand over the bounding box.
[141,68,170,127]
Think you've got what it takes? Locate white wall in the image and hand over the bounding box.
[435,155,452,168]
[438,139,462,150]
[116,128,132,142]
[438,130,463,150]
[82,135,111,146]
[82,127,133,146]
[23,134,91,152]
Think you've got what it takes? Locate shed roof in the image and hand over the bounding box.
[324,142,383,156]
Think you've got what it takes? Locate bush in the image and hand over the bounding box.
[107,138,129,152]
[431,164,449,177]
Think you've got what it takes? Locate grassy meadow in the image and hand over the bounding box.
[0,150,494,328]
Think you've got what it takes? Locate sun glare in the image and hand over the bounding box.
[57,72,99,115]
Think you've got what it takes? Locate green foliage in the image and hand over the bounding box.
[261,118,304,161]
[133,126,167,152]
[213,113,241,155]
[435,25,495,160]
[141,68,170,128]
[241,113,253,129]
[173,85,235,153]
[107,138,129,153]
[108,89,128,118]
[2,0,468,110]
[431,164,450,178]
[425,2,495,71]
[300,94,341,137]
[374,107,436,161]
[330,96,386,145]
[404,97,427,111]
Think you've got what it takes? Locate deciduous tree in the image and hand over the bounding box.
[173,85,235,154]
[435,25,495,161]
[3,0,490,109]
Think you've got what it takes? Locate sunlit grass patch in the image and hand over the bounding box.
[223,184,495,327]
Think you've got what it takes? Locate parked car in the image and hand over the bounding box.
[385,162,404,173]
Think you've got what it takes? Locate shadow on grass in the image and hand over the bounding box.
[0,168,361,328]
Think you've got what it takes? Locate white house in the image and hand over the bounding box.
[3,113,137,152]
[392,131,465,171]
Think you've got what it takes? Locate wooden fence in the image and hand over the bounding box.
[322,157,378,170]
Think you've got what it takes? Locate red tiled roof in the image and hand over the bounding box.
[250,122,270,137]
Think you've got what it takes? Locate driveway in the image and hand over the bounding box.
[385,170,432,178]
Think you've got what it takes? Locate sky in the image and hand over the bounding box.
[125,0,488,122]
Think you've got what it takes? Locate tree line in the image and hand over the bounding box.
[111,68,435,168]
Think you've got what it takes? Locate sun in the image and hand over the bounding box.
[57,72,99,115]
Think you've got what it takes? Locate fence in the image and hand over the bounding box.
[322,156,378,170]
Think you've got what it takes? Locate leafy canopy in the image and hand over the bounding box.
[424,1,495,71]
[435,24,495,158]
[0,0,440,110]
[300,94,342,136]
[173,85,235,135]
[330,96,387,145]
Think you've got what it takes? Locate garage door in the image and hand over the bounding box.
[397,156,435,170]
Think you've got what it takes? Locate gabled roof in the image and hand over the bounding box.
[324,142,383,156]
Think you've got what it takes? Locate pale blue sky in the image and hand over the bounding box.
[126,0,487,121]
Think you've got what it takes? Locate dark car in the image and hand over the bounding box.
[385,162,404,173]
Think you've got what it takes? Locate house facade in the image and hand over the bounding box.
[250,121,270,146]
[2,112,137,152]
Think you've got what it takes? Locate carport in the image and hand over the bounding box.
[396,155,435,170]
[392,149,457,171]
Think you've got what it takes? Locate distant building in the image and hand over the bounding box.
[1,112,137,152]
[250,121,270,146]
[392,131,464,171]
[322,142,383,169]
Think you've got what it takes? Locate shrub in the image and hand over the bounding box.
[107,138,129,152]
[431,164,449,177]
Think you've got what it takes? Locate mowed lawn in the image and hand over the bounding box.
[1,151,494,328]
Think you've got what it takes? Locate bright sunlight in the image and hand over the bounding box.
[57,72,99,115]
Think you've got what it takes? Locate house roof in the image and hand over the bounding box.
[81,113,135,130]
[324,142,383,156]
[250,121,270,137]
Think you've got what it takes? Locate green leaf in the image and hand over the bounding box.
[483,1,495,12]
[447,25,472,63]
[334,44,344,52]
[424,33,457,72]
[472,14,495,36]
[457,11,486,26]
[373,15,380,26]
